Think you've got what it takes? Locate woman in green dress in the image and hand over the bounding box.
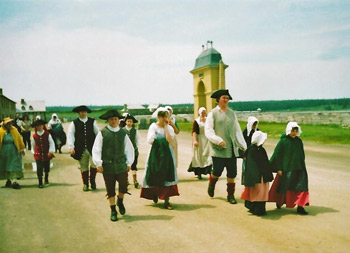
[0,117,25,189]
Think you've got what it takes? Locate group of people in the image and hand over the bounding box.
[0,114,66,189]
[187,89,309,216]
[0,89,310,222]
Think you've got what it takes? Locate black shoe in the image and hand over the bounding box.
[83,184,89,191]
[297,206,308,215]
[12,182,21,189]
[134,181,140,189]
[39,184,44,189]
[117,197,126,215]
[198,174,202,180]
[110,211,118,222]
[90,182,96,190]
[153,195,158,203]
[44,179,49,185]
[207,184,215,197]
[276,203,281,209]
[227,195,237,204]
[5,180,11,188]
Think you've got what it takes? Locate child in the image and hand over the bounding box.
[241,131,273,216]
[123,113,141,188]
[268,122,309,215]
[92,109,135,222]
[140,107,179,210]
[32,119,55,188]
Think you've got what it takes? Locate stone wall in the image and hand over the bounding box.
[147,111,350,127]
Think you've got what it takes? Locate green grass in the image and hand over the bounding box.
[178,121,350,145]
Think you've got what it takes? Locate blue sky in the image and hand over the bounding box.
[0,0,349,106]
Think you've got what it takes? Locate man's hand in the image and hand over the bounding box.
[97,166,103,173]
[219,141,226,147]
[47,152,54,159]
[70,149,75,155]
[127,166,131,172]
[21,151,25,157]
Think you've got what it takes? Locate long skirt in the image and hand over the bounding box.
[0,134,23,180]
[268,174,309,208]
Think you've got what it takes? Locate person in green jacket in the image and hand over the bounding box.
[268,122,309,215]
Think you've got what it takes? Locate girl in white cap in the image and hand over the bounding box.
[188,107,212,179]
[268,122,309,215]
[241,131,273,216]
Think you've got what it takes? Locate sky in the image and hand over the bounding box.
[0,0,350,106]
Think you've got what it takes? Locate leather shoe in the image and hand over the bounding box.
[227,195,237,204]
[297,206,308,215]
[110,211,118,222]
[207,184,215,197]
[5,180,11,188]
[83,184,89,191]
[117,197,126,215]
[12,182,21,189]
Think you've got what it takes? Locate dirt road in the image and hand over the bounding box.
[1,124,350,252]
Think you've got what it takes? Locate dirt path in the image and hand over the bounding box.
[1,124,349,252]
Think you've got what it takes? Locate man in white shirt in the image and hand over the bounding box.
[67,105,99,191]
[92,109,135,222]
[205,89,247,204]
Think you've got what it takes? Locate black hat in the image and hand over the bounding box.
[124,113,138,123]
[210,89,232,100]
[31,119,47,127]
[99,109,123,120]
[72,105,92,113]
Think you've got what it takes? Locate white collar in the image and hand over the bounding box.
[107,125,120,132]
[79,117,88,123]
[125,126,132,131]
[37,130,45,136]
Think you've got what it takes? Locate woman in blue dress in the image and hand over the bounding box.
[0,117,25,189]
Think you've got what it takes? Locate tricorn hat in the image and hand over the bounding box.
[210,89,232,100]
[99,109,123,120]
[72,105,92,113]
[124,113,138,123]
[31,119,47,127]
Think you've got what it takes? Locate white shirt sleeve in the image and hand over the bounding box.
[124,135,135,167]
[67,122,75,149]
[48,134,56,153]
[147,123,157,144]
[136,130,141,147]
[47,120,53,130]
[92,131,103,167]
[205,111,223,145]
[167,124,175,139]
[93,120,100,135]
[234,117,247,151]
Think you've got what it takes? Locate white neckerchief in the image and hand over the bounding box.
[37,130,45,136]
[125,126,132,131]
[107,125,120,132]
[79,117,88,123]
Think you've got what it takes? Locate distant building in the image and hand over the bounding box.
[122,104,146,112]
[0,88,16,120]
[16,99,46,120]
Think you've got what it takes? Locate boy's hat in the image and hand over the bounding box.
[72,105,92,113]
[31,119,47,127]
[124,113,138,123]
[210,89,232,100]
[2,117,14,125]
[99,109,123,120]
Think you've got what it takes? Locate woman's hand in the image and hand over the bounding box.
[70,149,75,155]
[97,166,103,173]
[193,140,199,147]
[127,166,131,172]
[277,170,283,176]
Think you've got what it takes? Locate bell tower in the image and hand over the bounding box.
[190,41,228,117]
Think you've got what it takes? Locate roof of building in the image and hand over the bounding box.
[16,100,46,112]
[0,94,16,104]
[193,47,223,70]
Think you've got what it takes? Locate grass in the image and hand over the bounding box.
[178,121,350,145]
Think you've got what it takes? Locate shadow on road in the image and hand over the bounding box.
[145,202,216,212]
[260,205,339,220]
[121,214,174,222]
[19,182,77,188]
[179,177,209,183]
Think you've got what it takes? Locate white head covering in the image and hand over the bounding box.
[198,107,206,116]
[251,131,267,146]
[286,122,302,136]
[35,115,41,120]
[165,106,173,114]
[247,116,259,137]
[51,113,58,120]
[151,107,168,118]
